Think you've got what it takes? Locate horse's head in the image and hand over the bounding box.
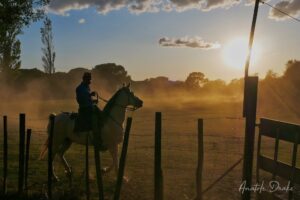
[120,83,143,109]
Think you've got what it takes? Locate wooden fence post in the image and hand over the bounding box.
[18,113,26,195]
[155,112,163,200]
[242,76,258,200]
[48,115,55,200]
[3,116,8,194]
[195,119,204,200]
[86,134,90,200]
[114,117,133,200]
[25,129,32,191]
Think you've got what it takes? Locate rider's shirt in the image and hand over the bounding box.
[76,82,93,108]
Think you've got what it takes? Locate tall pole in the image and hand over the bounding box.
[243,0,260,117]
[244,0,260,78]
[242,1,260,200]
[242,77,258,200]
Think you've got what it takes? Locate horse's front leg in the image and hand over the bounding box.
[57,139,73,178]
[109,144,119,176]
[109,144,129,182]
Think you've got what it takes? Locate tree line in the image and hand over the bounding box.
[0,61,299,105]
[0,0,55,75]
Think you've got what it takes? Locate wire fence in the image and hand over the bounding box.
[0,111,245,200]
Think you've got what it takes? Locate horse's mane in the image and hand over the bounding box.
[103,88,124,115]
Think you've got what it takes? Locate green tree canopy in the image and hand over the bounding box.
[0,0,49,72]
[185,72,207,89]
[41,17,56,74]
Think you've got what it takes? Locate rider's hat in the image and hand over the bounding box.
[82,72,91,80]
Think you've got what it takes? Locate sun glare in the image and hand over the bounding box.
[222,37,261,69]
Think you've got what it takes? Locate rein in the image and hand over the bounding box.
[98,95,137,111]
[98,93,137,128]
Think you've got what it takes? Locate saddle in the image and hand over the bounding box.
[62,111,94,133]
[63,110,107,151]
[74,112,92,133]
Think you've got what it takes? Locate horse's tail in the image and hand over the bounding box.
[39,113,56,160]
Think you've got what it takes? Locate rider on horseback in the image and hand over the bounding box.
[74,72,102,132]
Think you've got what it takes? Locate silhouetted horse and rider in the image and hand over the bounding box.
[40,72,143,181]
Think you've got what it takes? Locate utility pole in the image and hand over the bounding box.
[244,0,260,79]
[242,0,260,200]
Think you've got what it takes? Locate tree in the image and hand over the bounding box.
[0,28,21,72]
[264,70,277,81]
[185,72,207,89]
[283,60,300,89]
[92,63,131,91]
[283,60,300,81]
[0,0,49,72]
[41,17,55,74]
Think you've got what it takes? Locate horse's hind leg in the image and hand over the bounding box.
[57,138,73,177]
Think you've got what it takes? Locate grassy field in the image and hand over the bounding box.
[0,99,299,200]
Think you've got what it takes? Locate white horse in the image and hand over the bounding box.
[39,83,143,180]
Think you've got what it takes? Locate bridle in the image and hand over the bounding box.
[95,90,139,128]
[97,92,138,111]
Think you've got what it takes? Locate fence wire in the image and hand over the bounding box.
[0,112,245,200]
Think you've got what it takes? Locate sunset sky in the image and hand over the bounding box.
[19,0,300,81]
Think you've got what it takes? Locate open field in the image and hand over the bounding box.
[0,99,299,200]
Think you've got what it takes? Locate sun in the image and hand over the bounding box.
[222,37,261,69]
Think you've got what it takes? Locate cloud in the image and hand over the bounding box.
[46,0,243,15]
[78,18,86,24]
[244,0,260,6]
[159,36,221,49]
[268,0,300,20]
[47,0,160,15]
[201,0,240,11]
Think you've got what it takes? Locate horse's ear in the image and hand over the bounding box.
[126,82,131,88]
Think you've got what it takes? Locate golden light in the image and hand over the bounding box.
[222,37,261,69]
